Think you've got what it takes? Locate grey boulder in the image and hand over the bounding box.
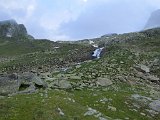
[0,73,19,95]
[19,72,47,87]
[134,64,150,73]
[149,99,160,112]
[96,77,113,87]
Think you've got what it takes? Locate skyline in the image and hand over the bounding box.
[0,0,160,41]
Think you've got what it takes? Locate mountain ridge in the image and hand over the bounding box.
[144,9,160,30]
[0,19,34,39]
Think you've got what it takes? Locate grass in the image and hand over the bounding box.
[1,82,159,120]
[0,90,96,120]
[0,28,160,120]
[0,37,94,72]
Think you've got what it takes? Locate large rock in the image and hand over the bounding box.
[149,99,160,112]
[0,72,47,95]
[0,73,19,95]
[84,107,98,116]
[147,75,159,81]
[149,58,159,67]
[134,64,150,73]
[58,80,72,89]
[135,71,147,80]
[18,72,47,93]
[49,79,72,89]
[150,89,160,99]
[96,77,113,87]
[19,84,36,94]
[19,72,47,87]
[135,70,160,82]
[131,94,152,102]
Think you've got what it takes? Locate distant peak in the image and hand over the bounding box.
[152,9,160,13]
[144,9,160,30]
[0,19,34,39]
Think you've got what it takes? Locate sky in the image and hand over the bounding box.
[0,0,160,41]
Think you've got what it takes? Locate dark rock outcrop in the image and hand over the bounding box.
[0,19,34,39]
[0,72,47,95]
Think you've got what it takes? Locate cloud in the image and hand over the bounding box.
[34,0,87,40]
[39,10,72,31]
[0,0,36,15]
[59,0,160,40]
[146,0,160,8]
[0,0,86,40]
[83,0,88,2]
[0,0,160,40]
[0,0,36,22]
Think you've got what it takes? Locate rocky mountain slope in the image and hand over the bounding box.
[144,9,160,30]
[0,19,33,39]
[0,19,94,73]
[0,20,160,120]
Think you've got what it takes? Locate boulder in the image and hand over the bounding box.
[39,72,52,79]
[18,72,48,93]
[19,84,36,93]
[150,89,160,99]
[134,69,160,82]
[149,58,159,67]
[0,72,48,95]
[149,99,160,112]
[0,73,20,95]
[135,71,147,80]
[58,80,72,89]
[117,76,126,82]
[147,75,159,81]
[108,105,117,111]
[19,72,47,87]
[84,107,98,116]
[134,64,150,73]
[96,77,113,87]
[8,73,18,79]
[131,94,152,107]
[50,80,72,89]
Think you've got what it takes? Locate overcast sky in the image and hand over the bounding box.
[0,0,160,41]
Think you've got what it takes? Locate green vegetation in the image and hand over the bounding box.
[0,28,160,120]
[0,37,93,72]
[1,83,159,120]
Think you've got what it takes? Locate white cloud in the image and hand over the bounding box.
[0,0,36,22]
[26,4,36,18]
[0,0,160,40]
[39,10,74,31]
[146,0,160,8]
[0,0,36,11]
[83,0,88,2]
[35,0,87,40]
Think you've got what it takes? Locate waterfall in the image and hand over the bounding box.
[92,47,104,59]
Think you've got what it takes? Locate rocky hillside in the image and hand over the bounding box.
[144,9,160,30]
[0,20,160,120]
[0,20,94,73]
[0,38,94,73]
